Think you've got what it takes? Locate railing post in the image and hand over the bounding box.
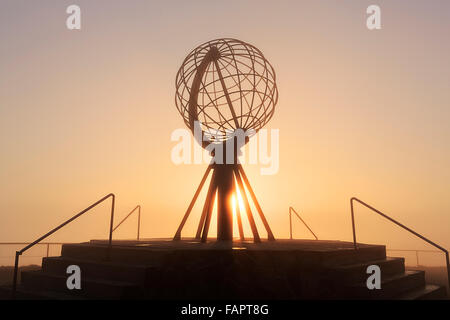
[12,251,20,299]
[446,251,450,290]
[350,198,357,250]
[137,205,141,241]
[416,250,419,266]
[46,243,50,257]
[289,208,293,240]
[107,194,115,260]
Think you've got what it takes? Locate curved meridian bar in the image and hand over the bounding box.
[187,47,218,149]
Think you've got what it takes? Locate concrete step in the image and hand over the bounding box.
[60,242,387,268]
[330,257,405,284]
[344,270,425,299]
[42,256,153,285]
[0,285,86,300]
[21,270,142,299]
[396,284,448,300]
[318,245,387,267]
[61,244,170,266]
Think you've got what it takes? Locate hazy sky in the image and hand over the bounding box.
[1,1,449,265]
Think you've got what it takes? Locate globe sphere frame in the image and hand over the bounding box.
[175,38,278,147]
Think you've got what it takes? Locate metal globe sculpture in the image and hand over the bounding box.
[173,38,278,243]
[175,38,278,144]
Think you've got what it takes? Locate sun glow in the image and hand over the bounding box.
[231,184,248,239]
[235,186,246,214]
[231,188,246,218]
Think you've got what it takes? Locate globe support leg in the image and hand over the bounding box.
[173,164,275,243]
[238,164,275,241]
[173,164,212,241]
[233,167,261,243]
[201,175,218,242]
[196,169,217,239]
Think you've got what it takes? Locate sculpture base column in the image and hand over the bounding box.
[215,164,234,241]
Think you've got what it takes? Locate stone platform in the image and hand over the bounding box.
[4,239,448,300]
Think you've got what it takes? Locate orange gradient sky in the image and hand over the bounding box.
[1,1,450,265]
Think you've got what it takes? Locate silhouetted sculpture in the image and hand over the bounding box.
[173,38,278,242]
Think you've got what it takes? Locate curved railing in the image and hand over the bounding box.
[350,197,450,289]
[289,207,318,240]
[12,193,115,298]
[112,205,141,240]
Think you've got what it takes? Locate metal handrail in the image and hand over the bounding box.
[289,207,318,240]
[387,249,442,253]
[112,205,141,240]
[0,242,68,245]
[12,193,115,298]
[350,197,450,289]
[0,242,72,260]
[387,249,442,267]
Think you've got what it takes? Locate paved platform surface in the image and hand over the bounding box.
[88,238,383,252]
